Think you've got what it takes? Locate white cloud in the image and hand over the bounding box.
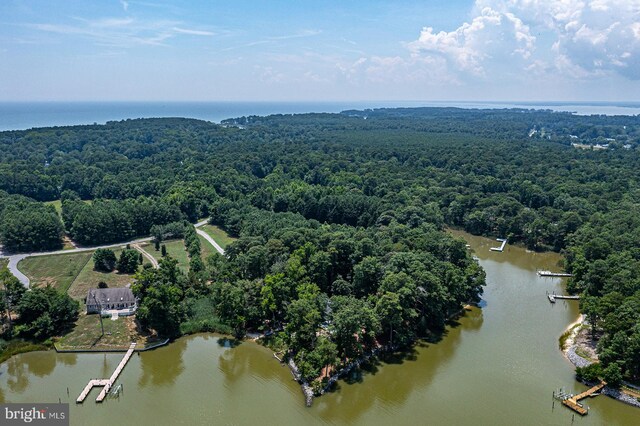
[405,0,640,81]
[255,66,285,83]
[408,7,535,76]
[471,0,640,79]
[120,1,129,12]
[172,27,215,36]
[334,0,640,95]
[337,54,457,87]
[216,30,321,53]
[26,17,216,48]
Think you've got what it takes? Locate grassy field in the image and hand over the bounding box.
[149,239,190,272]
[56,313,159,350]
[146,236,220,271]
[201,224,236,249]
[18,252,92,292]
[199,234,218,260]
[42,200,81,250]
[43,199,92,217]
[61,237,76,251]
[67,248,138,302]
[13,238,159,351]
[43,199,62,215]
[0,258,7,270]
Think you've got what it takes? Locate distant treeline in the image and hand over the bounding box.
[0,109,638,384]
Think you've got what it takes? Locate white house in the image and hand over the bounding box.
[86,288,137,316]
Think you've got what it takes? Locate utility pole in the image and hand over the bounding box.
[3,292,12,335]
[92,291,104,336]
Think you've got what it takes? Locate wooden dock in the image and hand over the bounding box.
[547,292,580,303]
[538,270,573,277]
[76,380,110,403]
[560,382,606,415]
[490,238,507,252]
[76,343,137,403]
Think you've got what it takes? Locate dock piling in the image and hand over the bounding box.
[76,343,136,403]
[555,381,606,416]
[490,238,507,252]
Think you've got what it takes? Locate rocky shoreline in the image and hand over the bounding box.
[565,346,592,368]
[285,345,393,407]
[561,316,640,409]
[287,358,314,406]
[283,305,473,406]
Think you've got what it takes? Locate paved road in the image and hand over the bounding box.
[194,219,226,255]
[195,228,225,255]
[7,254,29,287]
[0,237,152,288]
[195,219,209,228]
[0,218,225,288]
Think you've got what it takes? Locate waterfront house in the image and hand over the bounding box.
[86,287,137,315]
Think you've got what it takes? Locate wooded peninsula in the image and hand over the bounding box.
[1,108,639,394]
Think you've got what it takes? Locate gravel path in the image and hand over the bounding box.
[132,244,159,269]
[195,228,225,255]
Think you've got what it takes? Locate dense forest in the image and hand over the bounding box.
[0,108,639,386]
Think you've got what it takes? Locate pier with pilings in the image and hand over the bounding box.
[553,382,606,416]
[76,342,136,403]
[489,238,507,252]
[547,292,580,303]
[538,270,573,277]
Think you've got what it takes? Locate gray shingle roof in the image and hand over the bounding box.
[87,287,136,305]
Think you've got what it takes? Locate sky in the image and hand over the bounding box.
[0,0,639,102]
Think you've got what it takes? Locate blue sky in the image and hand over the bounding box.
[1,0,638,101]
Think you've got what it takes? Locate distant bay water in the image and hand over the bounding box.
[0,100,639,131]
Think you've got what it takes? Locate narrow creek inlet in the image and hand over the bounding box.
[1,231,637,425]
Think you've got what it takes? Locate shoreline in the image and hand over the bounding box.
[560,314,592,368]
[560,315,640,409]
[281,303,477,407]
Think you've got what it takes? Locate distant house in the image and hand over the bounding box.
[86,288,137,315]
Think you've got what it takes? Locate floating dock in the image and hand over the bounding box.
[490,238,507,252]
[555,382,606,415]
[538,270,573,277]
[77,342,136,403]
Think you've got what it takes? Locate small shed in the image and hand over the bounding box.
[86,288,137,315]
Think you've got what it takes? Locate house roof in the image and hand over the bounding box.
[87,287,136,305]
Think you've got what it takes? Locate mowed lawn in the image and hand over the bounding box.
[42,200,78,250]
[43,199,92,216]
[0,258,8,270]
[147,237,221,272]
[199,234,218,260]
[18,252,92,292]
[57,313,157,350]
[43,199,62,215]
[201,224,236,249]
[149,239,190,272]
[67,248,139,302]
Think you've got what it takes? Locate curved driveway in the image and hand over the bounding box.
[1,218,225,288]
[133,244,159,269]
[195,228,225,255]
[194,218,225,255]
[0,237,152,288]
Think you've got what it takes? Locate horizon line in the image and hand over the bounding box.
[1,100,640,106]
